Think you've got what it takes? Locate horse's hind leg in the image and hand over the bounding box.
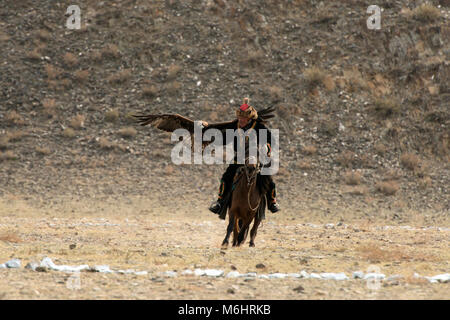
[249,217,261,247]
[221,214,234,248]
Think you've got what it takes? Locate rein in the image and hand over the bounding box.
[243,159,261,212]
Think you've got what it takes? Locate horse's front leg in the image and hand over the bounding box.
[221,212,234,249]
[237,217,253,246]
[232,214,240,247]
[249,217,261,247]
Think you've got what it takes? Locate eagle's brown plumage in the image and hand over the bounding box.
[132,114,197,132]
[132,106,275,134]
[132,113,239,135]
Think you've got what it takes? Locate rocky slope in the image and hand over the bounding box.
[0,0,449,224]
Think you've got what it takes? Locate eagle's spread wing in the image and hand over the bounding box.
[257,106,276,124]
[133,105,275,134]
[206,119,238,132]
[132,113,238,134]
[132,114,196,133]
[132,114,238,151]
[133,108,275,153]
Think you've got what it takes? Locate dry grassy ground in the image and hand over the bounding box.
[0,0,449,300]
[0,195,448,300]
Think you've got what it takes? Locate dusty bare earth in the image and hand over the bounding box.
[0,0,449,300]
[0,196,449,300]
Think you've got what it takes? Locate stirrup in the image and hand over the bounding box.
[268,202,280,213]
[209,201,221,214]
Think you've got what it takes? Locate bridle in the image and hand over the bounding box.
[235,121,265,212]
[243,157,261,212]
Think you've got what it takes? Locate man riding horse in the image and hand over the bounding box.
[132,98,280,215]
[208,98,280,215]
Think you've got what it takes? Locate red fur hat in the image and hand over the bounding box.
[236,98,258,119]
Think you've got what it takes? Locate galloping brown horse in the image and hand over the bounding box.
[221,156,265,248]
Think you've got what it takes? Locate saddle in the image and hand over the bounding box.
[217,168,267,221]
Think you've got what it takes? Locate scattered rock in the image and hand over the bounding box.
[194,269,206,276]
[320,273,349,281]
[3,255,448,288]
[35,266,48,272]
[40,257,89,273]
[268,273,287,279]
[427,274,450,283]
[92,265,114,273]
[181,269,194,275]
[25,262,39,271]
[5,259,21,269]
[363,273,386,281]
[161,271,178,278]
[240,272,257,278]
[151,277,165,283]
[117,269,136,274]
[225,271,240,278]
[300,270,310,278]
[204,269,224,277]
[293,285,305,293]
[384,276,401,286]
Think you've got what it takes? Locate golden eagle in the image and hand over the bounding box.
[132,106,275,135]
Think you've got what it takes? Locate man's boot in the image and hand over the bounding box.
[209,180,226,214]
[268,202,280,213]
[209,200,222,214]
[267,181,280,213]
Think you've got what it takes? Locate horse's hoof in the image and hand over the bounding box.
[221,243,229,249]
[249,242,255,247]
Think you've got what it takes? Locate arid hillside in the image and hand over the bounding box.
[0,0,449,224]
[0,0,449,301]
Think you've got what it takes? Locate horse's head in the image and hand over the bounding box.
[245,155,260,177]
